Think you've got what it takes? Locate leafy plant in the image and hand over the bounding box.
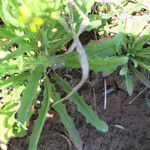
[0,1,111,149]
[117,20,150,95]
[0,0,150,150]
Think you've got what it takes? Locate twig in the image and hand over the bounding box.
[60,0,90,55]
[128,87,147,104]
[53,38,89,105]
[104,78,107,109]
[56,133,72,150]
[53,1,90,105]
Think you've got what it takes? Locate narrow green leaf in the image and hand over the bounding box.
[52,75,108,132]
[134,34,150,50]
[63,55,128,73]
[0,63,19,77]
[85,32,125,58]
[0,44,36,63]
[62,33,127,71]
[131,66,150,88]
[136,60,150,72]
[52,91,82,150]
[136,47,150,55]
[29,77,51,150]
[0,72,29,89]
[89,56,128,73]
[26,56,54,68]
[125,73,133,96]
[17,67,43,124]
[0,27,14,39]
[0,0,19,26]
[86,20,102,31]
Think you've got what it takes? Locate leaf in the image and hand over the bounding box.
[29,77,51,150]
[85,32,125,58]
[26,55,54,69]
[135,47,150,59]
[134,34,150,50]
[86,20,102,31]
[17,67,43,124]
[0,72,29,89]
[86,15,102,31]
[119,66,128,76]
[88,56,128,73]
[0,0,19,26]
[125,73,133,96]
[131,66,150,88]
[0,63,19,77]
[76,0,95,13]
[0,44,37,63]
[63,55,128,73]
[52,91,82,150]
[135,59,150,72]
[62,32,126,70]
[52,75,108,132]
[0,27,15,39]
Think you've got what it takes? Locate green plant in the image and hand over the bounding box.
[118,34,150,95]
[0,1,111,149]
[1,0,150,150]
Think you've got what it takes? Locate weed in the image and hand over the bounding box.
[0,0,150,150]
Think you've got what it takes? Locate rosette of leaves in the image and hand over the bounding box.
[1,0,142,149]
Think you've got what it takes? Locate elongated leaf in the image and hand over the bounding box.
[89,56,128,73]
[63,55,128,73]
[136,60,150,72]
[0,27,15,39]
[52,75,108,132]
[0,72,29,89]
[85,32,125,58]
[125,73,133,96]
[0,44,36,63]
[18,67,43,124]
[63,32,125,62]
[0,63,19,76]
[131,66,150,88]
[29,77,51,150]
[52,91,82,150]
[134,34,150,50]
[0,0,19,26]
[26,56,54,69]
[136,47,150,55]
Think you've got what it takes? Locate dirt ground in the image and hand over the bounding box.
[8,70,150,150]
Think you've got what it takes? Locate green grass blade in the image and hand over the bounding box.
[29,77,51,150]
[131,66,150,88]
[52,75,108,132]
[125,73,133,96]
[17,67,43,124]
[52,91,82,150]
